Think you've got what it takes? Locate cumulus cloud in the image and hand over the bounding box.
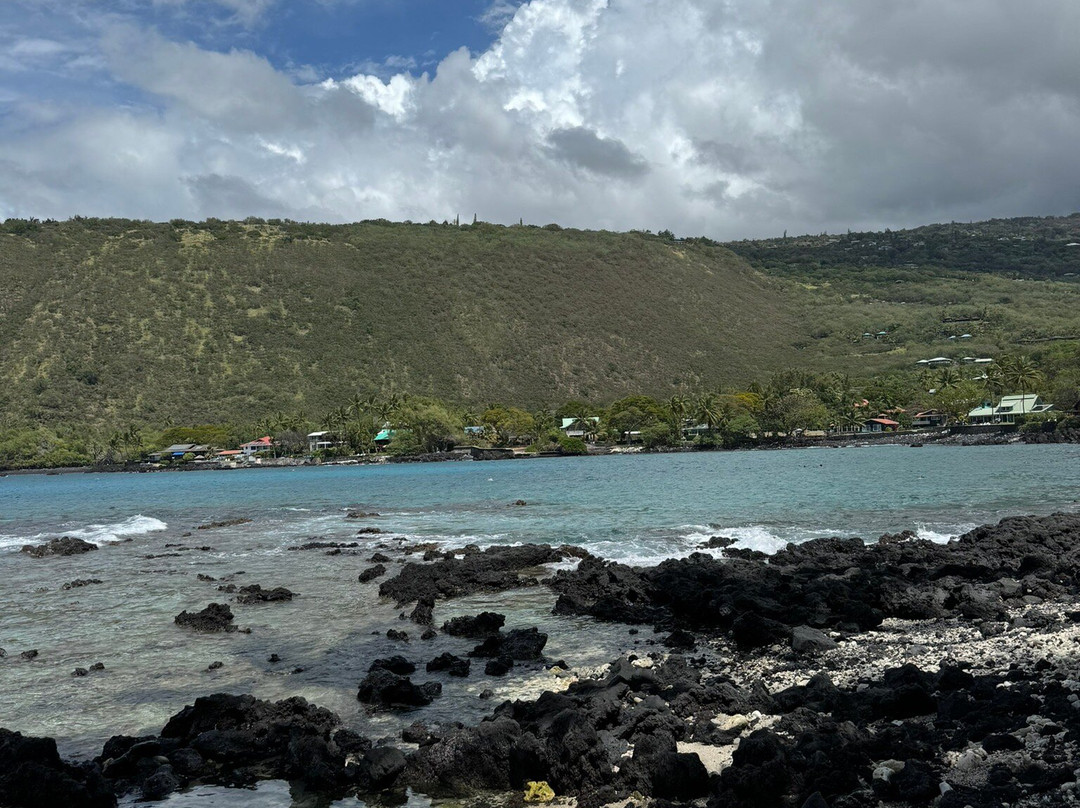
[1,0,1079,237]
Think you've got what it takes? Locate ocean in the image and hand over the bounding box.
[2,444,1078,805]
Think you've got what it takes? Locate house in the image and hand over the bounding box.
[862,418,900,433]
[307,431,337,452]
[240,436,276,456]
[148,443,211,462]
[216,449,243,461]
[967,395,1054,424]
[560,417,600,438]
[374,428,395,446]
[911,410,947,428]
[925,357,953,367]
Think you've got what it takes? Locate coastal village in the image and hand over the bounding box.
[143,373,1064,467]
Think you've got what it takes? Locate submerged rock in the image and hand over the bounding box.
[173,603,236,633]
[233,584,296,604]
[62,579,103,590]
[196,518,251,530]
[21,537,97,558]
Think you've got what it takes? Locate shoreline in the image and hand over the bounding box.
[2,423,1068,478]
[6,512,1080,807]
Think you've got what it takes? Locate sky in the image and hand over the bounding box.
[1,0,1078,239]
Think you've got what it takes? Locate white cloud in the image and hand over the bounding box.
[1,0,1079,237]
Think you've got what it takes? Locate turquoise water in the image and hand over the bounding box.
[1,444,1078,803]
[4,444,1079,560]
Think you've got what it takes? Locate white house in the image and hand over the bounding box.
[560,417,600,438]
[307,431,338,452]
[968,395,1053,424]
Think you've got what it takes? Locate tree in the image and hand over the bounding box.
[694,393,725,435]
[481,406,535,445]
[766,389,829,435]
[395,402,463,454]
[935,366,963,392]
[935,380,983,424]
[999,355,1044,413]
[606,395,664,443]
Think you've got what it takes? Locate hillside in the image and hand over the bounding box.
[0,218,801,428]
[1,215,1079,434]
[724,214,1080,376]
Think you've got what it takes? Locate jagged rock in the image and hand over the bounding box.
[21,537,97,558]
[289,541,360,551]
[731,612,792,649]
[234,585,296,604]
[380,544,564,604]
[469,628,547,660]
[442,612,506,637]
[196,518,251,530]
[791,625,838,654]
[484,657,514,676]
[427,653,471,677]
[0,728,115,808]
[173,603,236,632]
[357,669,442,707]
[369,656,416,675]
[358,565,386,583]
[409,597,435,625]
[62,579,103,590]
[661,629,697,649]
[356,746,406,790]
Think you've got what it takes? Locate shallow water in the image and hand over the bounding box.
[1,444,1079,799]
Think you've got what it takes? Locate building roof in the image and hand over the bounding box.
[997,394,1051,412]
[866,418,900,426]
[375,428,394,441]
[307,431,330,438]
[217,449,242,456]
[242,436,274,448]
[968,394,1053,419]
[561,417,600,429]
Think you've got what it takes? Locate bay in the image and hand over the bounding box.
[1,443,1078,802]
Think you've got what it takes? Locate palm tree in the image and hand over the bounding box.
[668,394,689,438]
[695,393,725,435]
[999,355,1044,414]
[935,366,963,392]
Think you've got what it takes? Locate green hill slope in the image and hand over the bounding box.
[2,215,1078,435]
[0,218,801,428]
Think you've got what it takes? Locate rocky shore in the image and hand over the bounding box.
[6,513,1080,807]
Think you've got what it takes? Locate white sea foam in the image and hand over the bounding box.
[0,514,167,550]
[914,523,978,544]
[66,514,168,542]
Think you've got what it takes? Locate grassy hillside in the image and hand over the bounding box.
[0,218,801,428]
[1,215,1078,434]
[725,214,1080,377]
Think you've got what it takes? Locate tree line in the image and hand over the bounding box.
[3,350,1075,470]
